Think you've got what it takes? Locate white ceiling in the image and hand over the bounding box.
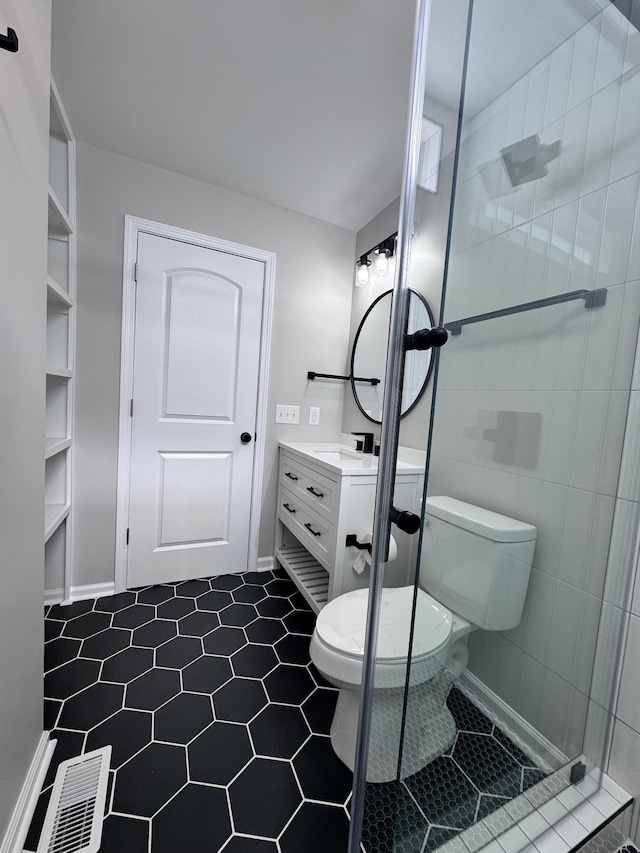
[51,0,611,233]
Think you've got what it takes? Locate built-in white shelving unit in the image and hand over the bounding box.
[45,80,75,603]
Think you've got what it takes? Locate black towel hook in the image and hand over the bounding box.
[0,27,19,52]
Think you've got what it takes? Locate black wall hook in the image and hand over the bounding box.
[0,27,19,52]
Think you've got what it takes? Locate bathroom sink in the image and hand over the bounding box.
[312,449,365,462]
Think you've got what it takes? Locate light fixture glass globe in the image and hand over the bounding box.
[356,262,371,286]
[374,250,390,277]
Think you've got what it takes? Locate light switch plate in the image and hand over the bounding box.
[275,405,300,424]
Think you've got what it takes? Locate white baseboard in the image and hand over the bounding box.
[256,556,274,572]
[0,732,56,853]
[45,582,116,607]
[461,670,567,770]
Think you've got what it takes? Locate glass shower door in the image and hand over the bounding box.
[351,0,640,850]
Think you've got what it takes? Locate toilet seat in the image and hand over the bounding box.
[310,586,452,689]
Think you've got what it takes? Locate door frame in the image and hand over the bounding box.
[114,215,276,593]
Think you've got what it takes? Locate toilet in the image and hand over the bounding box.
[310,496,537,783]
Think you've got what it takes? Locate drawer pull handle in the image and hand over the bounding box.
[304,523,321,537]
[283,503,296,514]
[307,486,324,498]
[285,472,299,481]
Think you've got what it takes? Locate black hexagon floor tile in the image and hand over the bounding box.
[280,802,350,853]
[264,664,315,705]
[188,721,253,784]
[58,682,124,730]
[256,596,293,618]
[214,678,268,723]
[178,610,220,637]
[151,783,231,853]
[233,585,267,604]
[156,596,196,619]
[447,687,494,735]
[175,579,211,598]
[210,573,244,591]
[112,742,186,818]
[44,636,81,672]
[196,589,233,612]
[94,592,136,613]
[132,619,177,648]
[81,628,131,660]
[229,757,302,838]
[125,668,181,711]
[275,633,311,664]
[265,578,297,597]
[219,603,259,627]
[245,617,287,645]
[86,709,152,768]
[182,655,233,693]
[61,610,112,639]
[249,704,310,759]
[48,599,93,620]
[44,619,64,642]
[155,635,202,669]
[231,643,278,678]
[203,625,247,655]
[112,603,156,629]
[44,658,100,699]
[99,815,149,852]
[137,586,174,605]
[101,647,154,683]
[294,735,353,804]
[302,689,338,735]
[155,693,213,744]
[283,610,316,635]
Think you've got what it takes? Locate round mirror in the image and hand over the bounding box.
[350,289,435,423]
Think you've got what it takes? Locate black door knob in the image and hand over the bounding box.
[240,432,253,444]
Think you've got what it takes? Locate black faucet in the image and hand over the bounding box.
[351,431,375,454]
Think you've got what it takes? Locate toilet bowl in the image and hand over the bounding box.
[310,585,474,782]
[310,497,537,783]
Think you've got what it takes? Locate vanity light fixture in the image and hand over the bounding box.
[355,234,397,287]
[356,254,372,287]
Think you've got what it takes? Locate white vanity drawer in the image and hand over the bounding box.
[279,453,337,522]
[278,486,334,568]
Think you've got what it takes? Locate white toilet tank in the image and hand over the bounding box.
[420,497,536,631]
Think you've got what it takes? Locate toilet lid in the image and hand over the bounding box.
[315,586,452,662]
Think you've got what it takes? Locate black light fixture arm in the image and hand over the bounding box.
[0,27,18,52]
[307,371,380,386]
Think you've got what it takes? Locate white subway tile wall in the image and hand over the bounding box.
[426,5,640,836]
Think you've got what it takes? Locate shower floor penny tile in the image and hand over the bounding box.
[29,569,548,853]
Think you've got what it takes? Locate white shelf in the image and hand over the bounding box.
[45,78,75,603]
[275,545,329,613]
[45,502,71,542]
[47,276,74,308]
[45,438,72,459]
[48,186,73,235]
[46,365,72,379]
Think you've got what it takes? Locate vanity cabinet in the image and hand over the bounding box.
[275,442,423,613]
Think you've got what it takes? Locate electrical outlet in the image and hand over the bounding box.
[309,406,320,426]
[275,404,300,424]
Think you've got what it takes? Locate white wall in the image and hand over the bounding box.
[0,0,51,838]
[73,143,355,588]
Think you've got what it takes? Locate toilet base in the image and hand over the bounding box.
[330,668,456,783]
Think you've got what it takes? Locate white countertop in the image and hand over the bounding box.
[279,441,425,477]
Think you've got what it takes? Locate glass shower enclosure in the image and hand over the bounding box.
[350,0,640,850]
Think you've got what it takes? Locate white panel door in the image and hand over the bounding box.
[127,232,264,587]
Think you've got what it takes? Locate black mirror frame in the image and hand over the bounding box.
[350,288,436,425]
